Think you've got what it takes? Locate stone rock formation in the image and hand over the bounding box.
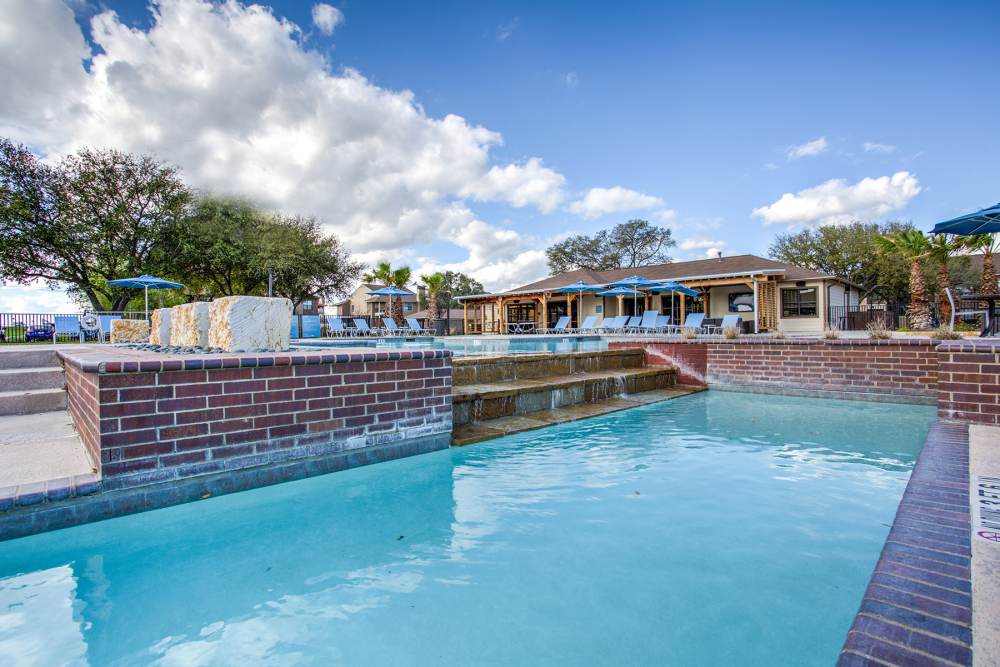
[208,296,293,352]
[150,308,171,346]
[109,319,150,343]
[170,302,210,347]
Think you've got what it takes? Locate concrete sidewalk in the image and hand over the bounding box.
[969,424,1000,666]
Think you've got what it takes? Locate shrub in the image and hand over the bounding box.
[866,320,892,339]
[722,326,740,339]
[931,326,962,340]
[681,327,698,339]
[770,330,786,339]
[822,326,840,340]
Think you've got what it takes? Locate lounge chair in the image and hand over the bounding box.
[382,317,407,336]
[406,317,432,335]
[53,315,83,343]
[656,315,676,334]
[572,315,598,333]
[538,315,571,335]
[718,314,742,334]
[98,314,121,343]
[580,316,603,333]
[600,315,629,334]
[326,317,348,337]
[635,310,663,335]
[624,316,643,333]
[353,318,380,336]
[679,312,706,334]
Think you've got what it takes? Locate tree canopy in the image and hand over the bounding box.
[546,219,675,275]
[0,139,190,310]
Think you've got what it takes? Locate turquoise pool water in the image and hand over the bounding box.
[297,335,608,356]
[0,392,934,666]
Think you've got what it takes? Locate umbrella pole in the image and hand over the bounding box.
[144,286,149,320]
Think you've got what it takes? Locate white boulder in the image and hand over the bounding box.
[170,302,210,348]
[208,296,292,352]
[150,308,171,346]
[109,319,150,343]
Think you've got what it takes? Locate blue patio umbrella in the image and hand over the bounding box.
[648,280,700,322]
[552,281,605,325]
[107,274,184,319]
[931,203,1000,236]
[368,286,412,320]
[607,275,660,315]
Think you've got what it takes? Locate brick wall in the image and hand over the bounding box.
[611,338,939,402]
[937,340,1000,424]
[60,349,453,490]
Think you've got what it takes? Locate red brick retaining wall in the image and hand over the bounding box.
[610,338,939,402]
[937,340,1000,424]
[59,348,453,490]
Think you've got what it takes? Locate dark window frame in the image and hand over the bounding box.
[781,287,818,318]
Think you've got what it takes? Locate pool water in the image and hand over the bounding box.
[0,392,934,666]
[298,335,608,357]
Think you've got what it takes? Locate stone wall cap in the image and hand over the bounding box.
[57,345,452,374]
[610,336,937,347]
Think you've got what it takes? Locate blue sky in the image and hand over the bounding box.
[1,0,998,310]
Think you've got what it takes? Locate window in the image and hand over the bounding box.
[301,299,313,310]
[728,292,754,313]
[781,287,818,317]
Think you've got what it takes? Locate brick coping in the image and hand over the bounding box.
[838,421,973,666]
[610,335,938,347]
[57,345,451,374]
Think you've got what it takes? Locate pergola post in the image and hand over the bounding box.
[679,293,686,325]
[462,302,468,335]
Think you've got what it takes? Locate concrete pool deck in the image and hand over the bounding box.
[969,425,1000,665]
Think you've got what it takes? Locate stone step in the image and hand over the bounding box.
[0,389,68,416]
[453,348,645,386]
[0,348,60,371]
[0,367,66,392]
[452,367,676,425]
[452,386,704,446]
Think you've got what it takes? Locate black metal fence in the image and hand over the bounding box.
[828,303,910,331]
[0,311,146,344]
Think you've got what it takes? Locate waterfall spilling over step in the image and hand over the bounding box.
[450,348,702,445]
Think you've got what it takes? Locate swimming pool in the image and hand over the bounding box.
[0,392,933,665]
[298,335,608,356]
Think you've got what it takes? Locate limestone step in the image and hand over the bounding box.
[0,410,95,489]
[453,348,645,385]
[452,386,704,446]
[0,367,66,392]
[0,388,68,416]
[452,367,676,425]
[0,348,60,371]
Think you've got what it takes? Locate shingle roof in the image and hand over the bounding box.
[501,254,838,294]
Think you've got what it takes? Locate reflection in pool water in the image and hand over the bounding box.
[0,392,933,666]
[297,335,608,357]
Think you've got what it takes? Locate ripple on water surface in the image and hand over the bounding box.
[0,392,934,666]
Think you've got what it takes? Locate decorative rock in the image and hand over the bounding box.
[170,302,210,348]
[208,296,293,352]
[150,308,172,346]
[109,319,150,344]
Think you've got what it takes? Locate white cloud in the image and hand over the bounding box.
[568,186,664,219]
[678,237,727,259]
[786,136,828,160]
[0,282,76,313]
[863,142,897,154]
[495,18,519,42]
[563,71,579,89]
[652,209,677,223]
[752,171,921,228]
[311,3,343,35]
[0,0,575,298]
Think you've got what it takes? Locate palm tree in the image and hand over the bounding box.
[926,235,957,324]
[960,234,1000,293]
[363,261,412,324]
[875,230,933,329]
[420,272,446,334]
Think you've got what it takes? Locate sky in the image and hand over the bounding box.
[1,0,998,312]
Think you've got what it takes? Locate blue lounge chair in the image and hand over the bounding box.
[98,314,121,343]
[573,315,598,333]
[382,317,406,336]
[635,310,662,335]
[53,315,83,343]
[326,317,348,337]
[406,317,432,335]
[538,315,571,334]
[353,318,379,336]
[600,315,629,334]
[656,315,676,333]
[624,316,643,333]
[680,312,707,334]
[719,314,742,334]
